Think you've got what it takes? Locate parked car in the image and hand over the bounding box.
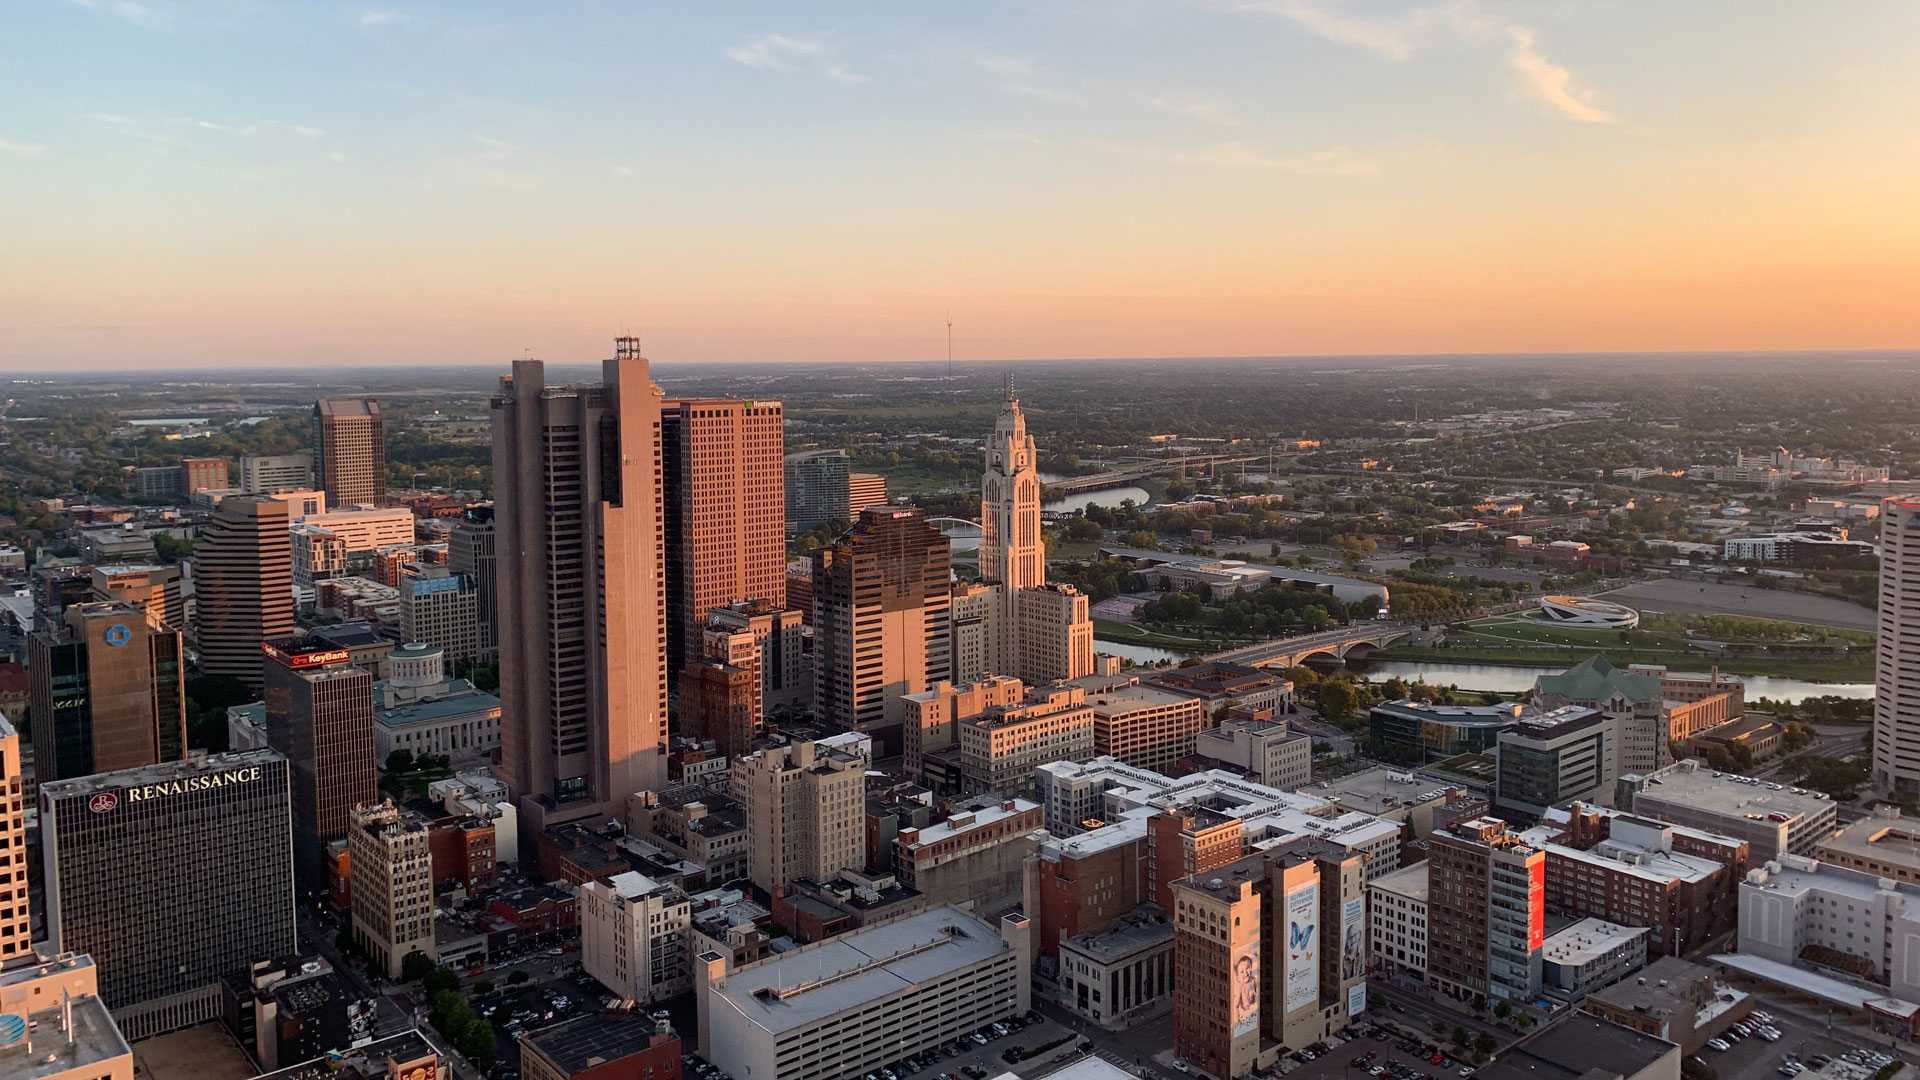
[1707,1040,1731,1052]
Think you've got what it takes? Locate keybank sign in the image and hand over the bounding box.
[121,766,264,806]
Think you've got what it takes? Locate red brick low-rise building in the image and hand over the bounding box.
[520,1013,682,1080]
[1031,820,1145,958]
[488,883,578,941]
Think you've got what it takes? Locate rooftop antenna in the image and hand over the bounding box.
[1005,369,1014,402]
[946,313,954,378]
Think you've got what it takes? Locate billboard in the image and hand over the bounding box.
[1230,935,1260,1038]
[1348,982,1368,1017]
[1341,896,1366,983]
[1285,881,1320,1012]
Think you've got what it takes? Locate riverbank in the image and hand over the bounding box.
[1370,644,1873,683]
[1090,617,1234,651]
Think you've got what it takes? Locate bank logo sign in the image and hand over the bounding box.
[104,624,132,647]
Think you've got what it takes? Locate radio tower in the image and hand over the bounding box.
[946,313,954,378]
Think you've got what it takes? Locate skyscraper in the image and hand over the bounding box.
[782,450,851,532]
[0,715,27,961]
[40,750,295,1038]
[448,505,497,661]
[313,398,386,508]
[980,376,1044,595]
[192,494,295,686]
[263,636,377,879]
[28,601,187,783]
[661,396,785,673]
[240,451,314,493]
[811,507,952,756]
[492,342,668,833]
[953,383,1095,686]
[1876,499,1920,796]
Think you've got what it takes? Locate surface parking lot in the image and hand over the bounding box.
[1263,1022,1477,1080]
[1694,1007,1900,1080]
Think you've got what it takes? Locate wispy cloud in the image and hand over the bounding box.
[82,112,139,126]
[612,164,635,177]
[472,134,520,159]
[1151,95,1241,128]
[979,131,1046,146]
[170,117,327,139]
[1214,0,1615,123]
[978,56,1087,107]
[0,140,48,157]
[1504,26,1612,124]
[1087,139,1374,174]
[359,8,411,30]
[63,0,166,29]
[726,33,868,84]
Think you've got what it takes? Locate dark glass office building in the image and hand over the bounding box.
[41,749,295,1040]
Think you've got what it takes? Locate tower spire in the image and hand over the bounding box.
[1004,370,1014,402]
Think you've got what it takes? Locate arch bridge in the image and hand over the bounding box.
[1201,623,1414,671]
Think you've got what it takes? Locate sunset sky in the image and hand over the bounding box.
[4,1,1919,368]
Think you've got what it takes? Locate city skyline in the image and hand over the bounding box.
[4,2,1919,368]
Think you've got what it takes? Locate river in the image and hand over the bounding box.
[1039,470,1153,516]
[1090,637,1873,703]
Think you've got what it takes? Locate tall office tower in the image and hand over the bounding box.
[958,383,1095,685]
[448,505,497,660]
[679,660,759,759]
[193,494,295,686]
[810,507,952,757]
[290,524,349,589]
[980,377,1044,594]
[661,396,786,673]
[349,800,437,978]
[313,398,387,508]
[1876,499,1920,795]
[782,449,852,532]
[1171,838,1369,1080]
[263,636,377,880]
[492,342,669,834]
[735,737,869,894]
[0,716,26,960]
[703,599,808,715]
[33,564,93,631]
[1426,817,1546,1004]
[29,601,187,783]
[240,452,315,493]
[90,564,183,630]
[399,566,483,663]
[41,750,295,1038]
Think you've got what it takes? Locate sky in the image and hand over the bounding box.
[3,0,1919,368]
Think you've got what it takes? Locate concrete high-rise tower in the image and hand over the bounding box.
[312,398,386,508]
[811,507,952,756]
[192,495,295,687]
[980,375,1044,593]
[492,341,668,836]
[1876,499,1920,795]
[661,396,786,673]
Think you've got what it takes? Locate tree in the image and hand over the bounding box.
[422,965,462,996]
[1473,1034,1497,1057]
[458,1019,497,1070]
[507,970,529,986]
[386,748,416,774]
[1316,679,1359,722]
[401,950,437,983]
[474,978,495,996]
[1451,1026,1468,1046]
[1493,1001,1511,1019]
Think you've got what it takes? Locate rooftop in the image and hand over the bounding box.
[524,1012,676,1073]
[1631,761,1833,820]
[900,798,1040,849]
[707,906,1012,1034]
[1060,908,1175,961]
[39,747,284,799]
[1475,1013,1677,1080]
[1507,705,1608,739]
[1533,655,1660,707]
[1818,811,1920,870]
[0,991,130,1080]
[1540,918,1648,966]
[255,1030,443,1080]
[1585,955,1715,1018]
[994,1057,1137,1080]
[375,682,501,728]
[1304,767,1459,816]
[1372,700,1527,726]
[1368,861,1429,903]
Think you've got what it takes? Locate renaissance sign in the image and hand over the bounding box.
[121,765,264,805]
